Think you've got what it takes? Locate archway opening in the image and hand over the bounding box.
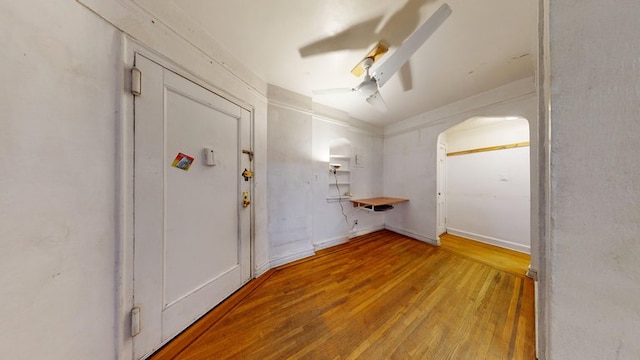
[436,116,532,255]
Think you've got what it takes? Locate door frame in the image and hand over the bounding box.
[435,134,447,239]
[117,36,255,359]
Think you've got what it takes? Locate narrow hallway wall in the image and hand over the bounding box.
[546,1,640,358]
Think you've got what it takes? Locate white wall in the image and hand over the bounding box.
[545,1,640,358]
[0,1,120,358]
[266,88,387,262]
[267,86,315,266]
[0,2,388,356]
[384,126,441,243]
[445,119,531,253]
[447,148,530,253]
[1,1,272,359]
[383,78,538,246]
[311,106,386,249]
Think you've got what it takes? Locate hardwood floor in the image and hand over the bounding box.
[151,230,535,359]
[438,232,531,278]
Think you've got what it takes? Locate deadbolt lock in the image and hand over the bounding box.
[242,191,251,208]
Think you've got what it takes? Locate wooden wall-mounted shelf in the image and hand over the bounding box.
[350,197,409,212]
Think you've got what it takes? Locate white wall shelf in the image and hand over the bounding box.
[326,196,352,201]
[328,149,351,199]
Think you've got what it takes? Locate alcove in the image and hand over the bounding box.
[327,138,352,200]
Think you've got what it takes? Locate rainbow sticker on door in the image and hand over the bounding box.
[171,152,194,171]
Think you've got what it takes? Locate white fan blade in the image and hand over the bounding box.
[366,92,388,112]
[373,3,452,88]
[312,88,354,96]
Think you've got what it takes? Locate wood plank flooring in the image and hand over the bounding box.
[151,230,535,360]
[439,232,531,278]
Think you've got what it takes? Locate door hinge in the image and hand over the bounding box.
[131,67,142,96]
[131,307,141,337]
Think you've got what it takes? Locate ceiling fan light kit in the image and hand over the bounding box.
[314,3,452,113]
[355,58,377,97]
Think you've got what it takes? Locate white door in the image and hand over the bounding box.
[436,139,447,237]
[133,54,252,359]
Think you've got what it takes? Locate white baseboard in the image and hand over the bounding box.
[526,265,538,280]
[312,225,385,251]
[313,235,349,251]
[254,261,271,277]
[349,225,385,239]
[446,228,530,254]
[269,247,316,268]
[384,225,439,246]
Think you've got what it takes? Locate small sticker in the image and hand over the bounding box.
[171,152,194,171]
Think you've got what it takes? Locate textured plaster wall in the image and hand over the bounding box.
[0,1,120,358]
[548,1,640,358]
[267,89,315,266]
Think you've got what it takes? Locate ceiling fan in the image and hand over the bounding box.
[313,3,452,112]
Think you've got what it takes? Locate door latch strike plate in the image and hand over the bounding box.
[242,149,254,161]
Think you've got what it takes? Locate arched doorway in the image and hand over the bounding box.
[436,116,531,254]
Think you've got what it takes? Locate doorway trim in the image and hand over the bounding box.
[436,133,447,238]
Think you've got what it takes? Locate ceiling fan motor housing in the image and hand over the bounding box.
[356,78,378,98]
[356,57,378,97]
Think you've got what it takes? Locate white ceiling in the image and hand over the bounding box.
[166,0,537,126]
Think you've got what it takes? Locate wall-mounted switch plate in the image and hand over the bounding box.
[354,154,364,168]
